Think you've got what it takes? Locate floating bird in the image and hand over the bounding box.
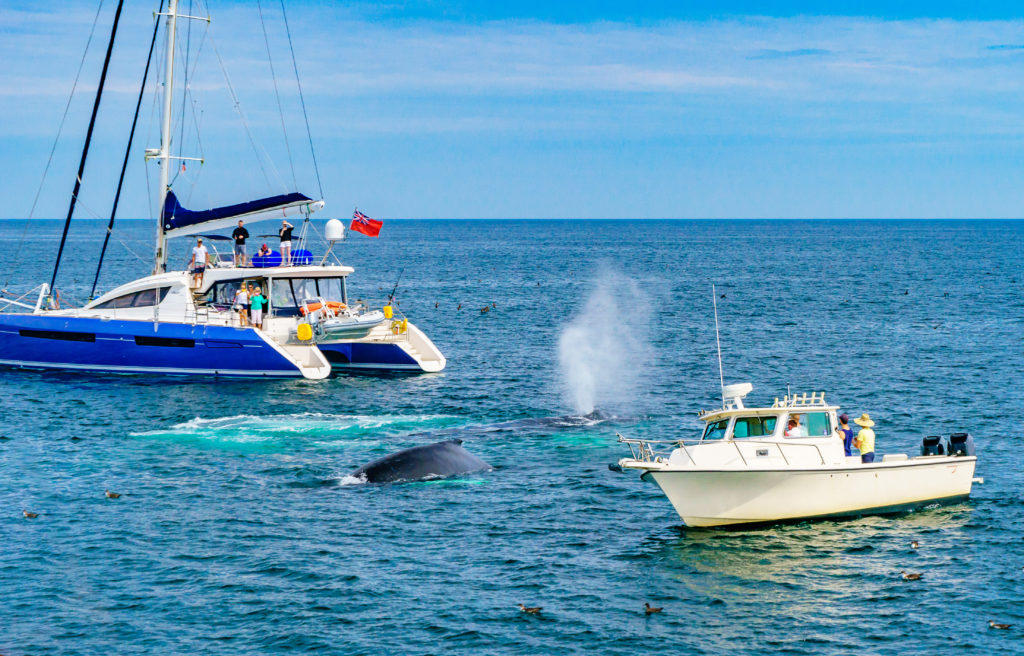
[457,303,462,310]
[480,306,490,314]
[900,570,923,581]
[23,510,38,519]
[904,289,909,295]
[644,603,663,615]
[518,604,542,615]
[719,293,726,299]
[105,490,121,499]
[911,540,919,549]
[491,302,496,309]
[434,302,438,308]
[990,620,1012,630]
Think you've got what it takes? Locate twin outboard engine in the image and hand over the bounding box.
[921,435,947,456]
[921,433,975,457]
[948,432,976,457]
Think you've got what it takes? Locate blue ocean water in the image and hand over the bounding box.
[0,218,1022,655]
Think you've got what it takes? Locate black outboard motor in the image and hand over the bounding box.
[921,435,947,456]
[948,432,976,457]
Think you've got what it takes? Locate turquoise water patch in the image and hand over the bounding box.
[129,413,466,453]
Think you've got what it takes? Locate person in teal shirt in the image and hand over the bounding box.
[249,286,267,329]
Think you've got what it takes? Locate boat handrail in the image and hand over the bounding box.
[735,438,827,465]
[771,392,829,408]
[618,434,828,467]
[617,434,684,462]
[0,283,49,313]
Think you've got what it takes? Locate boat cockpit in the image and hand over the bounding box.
[699,407,837,443]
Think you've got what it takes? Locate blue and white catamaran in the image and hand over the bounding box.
[0,1,445,379]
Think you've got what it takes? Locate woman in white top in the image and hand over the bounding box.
[233,286,249,327]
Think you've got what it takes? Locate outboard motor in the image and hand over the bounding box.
[948,432,976,457]
[921,435,947,456]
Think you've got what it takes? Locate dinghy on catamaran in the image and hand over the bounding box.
[0,1,445,378]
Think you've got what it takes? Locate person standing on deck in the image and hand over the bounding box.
[250,286,266,330]
[279,220,294,265]
[853,413,876,463]
[837,414,855,457]
[232,220,250,266]
[190,237,210,289]
[233,284,249,327]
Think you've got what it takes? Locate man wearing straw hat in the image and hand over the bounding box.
[853,413,876,463]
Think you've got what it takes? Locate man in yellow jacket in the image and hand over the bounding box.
[853,413,876,463]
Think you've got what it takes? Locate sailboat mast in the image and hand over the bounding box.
[155,0,178,273]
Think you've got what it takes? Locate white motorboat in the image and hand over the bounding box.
[615,383,979,528]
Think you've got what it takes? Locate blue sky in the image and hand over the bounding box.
[2,1,1024,219]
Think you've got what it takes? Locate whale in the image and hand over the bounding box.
[351,439,492,484]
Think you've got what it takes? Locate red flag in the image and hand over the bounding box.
[350,209,383,237]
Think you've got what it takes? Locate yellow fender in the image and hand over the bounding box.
[296,323,313,341]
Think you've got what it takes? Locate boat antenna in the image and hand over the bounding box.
[712,284,725,405]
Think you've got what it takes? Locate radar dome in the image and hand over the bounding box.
[325,219,345,241]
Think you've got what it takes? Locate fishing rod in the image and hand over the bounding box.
[387,267,405,304]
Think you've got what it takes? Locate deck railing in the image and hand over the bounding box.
[618,434,829,467]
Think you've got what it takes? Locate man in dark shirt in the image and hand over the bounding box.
[279,219,294,265]
[232,219,250,266]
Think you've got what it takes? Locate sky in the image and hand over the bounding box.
[1,1,1024,219]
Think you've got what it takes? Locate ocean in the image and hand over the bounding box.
[0,218,1021,655]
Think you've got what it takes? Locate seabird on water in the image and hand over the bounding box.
[518,604,542,615]
[644,603,663,615]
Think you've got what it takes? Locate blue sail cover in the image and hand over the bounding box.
[162,190,313,231]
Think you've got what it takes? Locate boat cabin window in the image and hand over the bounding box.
[701,419,730,441]
[199,279,266,309]
[805,412,832,437]
[271,278,348,316]
[732,416,777,438]
[94,286,170,309]
[785,412,831,438]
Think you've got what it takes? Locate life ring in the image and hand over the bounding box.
[390,318,408,335]
[300,301,347,316]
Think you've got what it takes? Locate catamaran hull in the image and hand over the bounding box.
[317,342,439,372]
[643,458,977,528]
[0,315,443,377]
[0,314,303,378]
[316,321,446,373]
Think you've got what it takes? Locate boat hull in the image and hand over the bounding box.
[0,314,302,378]
[643,457,977,527]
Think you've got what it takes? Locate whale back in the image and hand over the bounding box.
[352,439,491,483]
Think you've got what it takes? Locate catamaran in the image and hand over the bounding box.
[0,1,445,378]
